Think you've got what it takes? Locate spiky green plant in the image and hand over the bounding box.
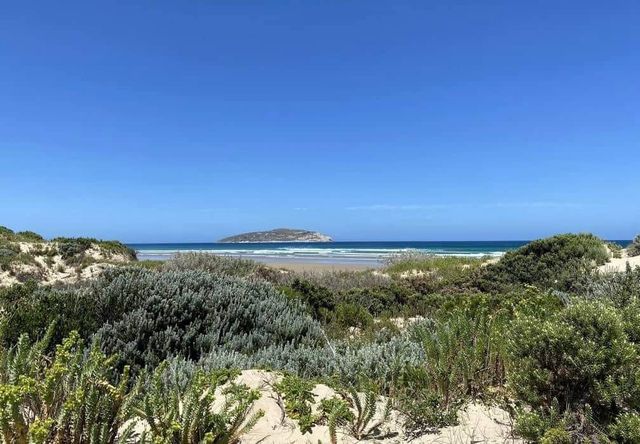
[319,382,391,443]
[0,327,135,443]
[273,374,317,434]
[133,363,264,444]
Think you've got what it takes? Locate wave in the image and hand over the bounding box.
[134,245,506,262]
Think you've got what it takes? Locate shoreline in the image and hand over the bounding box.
[261,261,378,272]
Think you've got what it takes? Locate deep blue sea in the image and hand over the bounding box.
[128,240,630,266]
[130,240,633,265]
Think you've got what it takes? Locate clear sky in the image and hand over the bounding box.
[1,1,639,242]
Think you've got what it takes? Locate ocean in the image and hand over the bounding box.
[130,240,531,266]
[130,240,633,266]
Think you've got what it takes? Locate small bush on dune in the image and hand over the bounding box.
[15,230,45,242]
[0,281,96,347]
[281,269,391,293]
[385,252,483,276]
[508,299,640,441]
[133,363,263,443]
[480,233,609,291]
[0,330,263,443]
[607,241,623,258]
[582,264,640,306]
[163,251,259,277]
[53,236,136,264]
[0,328,135,442]
[628,234,640,257]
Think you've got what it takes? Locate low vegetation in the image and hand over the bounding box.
[628,234,640,257]
[1,229,639,442]
[0,226,136,285]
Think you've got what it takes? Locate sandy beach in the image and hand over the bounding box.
[262,261,378,272]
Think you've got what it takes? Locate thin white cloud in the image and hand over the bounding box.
[484,201,588,209]
[347,201,590,211]
[346,204,452,211]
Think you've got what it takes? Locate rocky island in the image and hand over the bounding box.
[219,228,332,243]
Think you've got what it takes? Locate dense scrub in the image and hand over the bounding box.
[478,233,610,291]
[2,231,640,442]
[0,225,136,284]
[1,267,323,372]
[628,234,640,257]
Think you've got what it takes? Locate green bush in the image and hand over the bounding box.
[53,237,136,264]
[0,282,100,347]
[335,302,374,330]
[609,412,640,443]
[283,278,336,322]
[607,241,624,258]
[133,363,263,443]
[0,247,18,271]
[508,299,640,433]
[274,374,318,434]
[0,329,135,443]
[319,382,392,441]
[628,234,640,257]
[480,233,610,291]
[15,230,45,242]
[0,226,15,237]
[162,251,258,277]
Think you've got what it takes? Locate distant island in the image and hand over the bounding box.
[219,228,332,243]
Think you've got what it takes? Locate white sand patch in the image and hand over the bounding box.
[216,370,520,444]
[598,249,640,273]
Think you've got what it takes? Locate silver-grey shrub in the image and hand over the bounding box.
[91,267,324,372]
[196,333,424,384]
[628,235,640,258]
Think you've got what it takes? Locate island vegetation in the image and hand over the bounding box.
[219,228,332,243]
[1,229,640,442]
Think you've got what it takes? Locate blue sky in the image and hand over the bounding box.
[1,1,639,242]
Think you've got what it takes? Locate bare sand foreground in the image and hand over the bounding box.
[598,249,640,273]
[224,370,521,444]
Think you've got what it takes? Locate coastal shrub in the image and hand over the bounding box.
[15,230,45,242]
[507,299,640,438]
[335,302,374,330]
[55,237,93,261]
[607,241,624,258]
[283,278,336,322]
[628,234,640,257]
[0,226,15,237]
[162,251,258,277]
[91,268,324,372]
[1,268,324,373]
[0,247,18,271]
[480,233,609,291]
[385,252,482,277]
[395,381,459,438]
[274,374,317,434]
[409,312,505,402]
[53,236,136,264]
[0,282,97,347]
[320,382,392,441]
[582,264,640,306]
[0,329,135,442]
[195,332,424,387]
[133,363,263,443]
[280,269,391,293]
[609,413,640,443]
[338,284,417,317]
